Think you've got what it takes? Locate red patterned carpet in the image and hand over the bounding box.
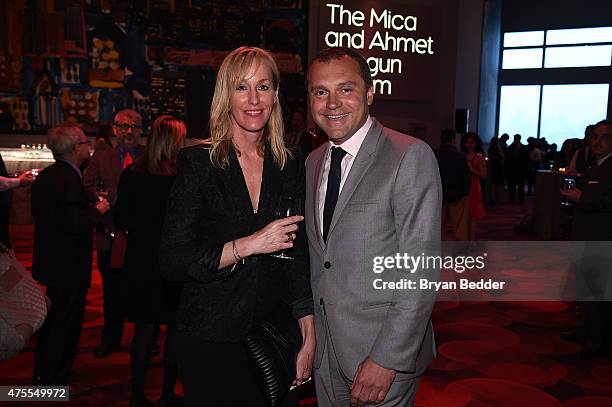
[1,199,611,406]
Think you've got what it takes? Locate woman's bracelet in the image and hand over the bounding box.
[232,240,242,263]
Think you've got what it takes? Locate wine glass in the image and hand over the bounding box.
[96,181,114,238]
[561,177,576,206]
[96,181,109,201]
[271,196,303,260]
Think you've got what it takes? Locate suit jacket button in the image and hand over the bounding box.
[324,261,331,269]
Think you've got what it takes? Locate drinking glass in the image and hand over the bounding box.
[561,177,576,206]
[96,181,109,201]
[96,181,114,238]
[270,196,303,260]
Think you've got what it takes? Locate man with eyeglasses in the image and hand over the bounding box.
[32,124,110,388]
[83,108,146,358]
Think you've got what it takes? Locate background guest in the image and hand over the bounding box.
[0,156,34,248]
[83,108,147,359]
[94,123,114,153]
[114,115,186,407]
[462,132,487,239]
[284,109,313,157]
[0,240,48,362]
[556,138,580,171]
[505,134,529,204]
[435,129,471,240]
[569,125,595,175]
[526,137,543,195]
[31,124,109,389]
[546,143,559,169]
[487,135,506,203]
[160,46,314,407]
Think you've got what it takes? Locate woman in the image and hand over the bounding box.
[160,47,314,406]
[462,132,487,239]
[94,123,114,152]
[487,135,505,203]
[114,115,186,407]
[0,241,48,362]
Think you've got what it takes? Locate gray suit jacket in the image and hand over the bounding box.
[305,119,441,380]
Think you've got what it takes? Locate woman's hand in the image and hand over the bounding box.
[294,315,315,386]
[243,216,303,256]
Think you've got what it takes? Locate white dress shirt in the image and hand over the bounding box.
[318,116,373,234]
[596,152,612,166]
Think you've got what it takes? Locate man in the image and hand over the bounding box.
[435,129,471,240]
[569,124,595,174]
[83,109,146,358]
[32,124,110,386]
[505,134,529,203]
[305,47,441,406]
[561,119,612,358]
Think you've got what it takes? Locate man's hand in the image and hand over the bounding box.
[560,187,582,203]
[95,198,111,215]
[350,357,395,406]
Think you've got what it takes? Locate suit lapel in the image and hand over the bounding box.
[258,145,282,222]
[217,149,256,226]
[326,120,383,242]
[217,145,279,232]
[311,146,327,250]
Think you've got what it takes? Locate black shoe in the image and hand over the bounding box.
[93,343,120,358]
[560,331,585,346]
[150,342,161,358]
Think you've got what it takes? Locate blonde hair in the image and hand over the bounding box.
[136,115,186,176]
[209,46,289,169]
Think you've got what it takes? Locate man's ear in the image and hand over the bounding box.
[367,87,374,106]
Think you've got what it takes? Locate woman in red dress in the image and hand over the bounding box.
[462,132,487,239]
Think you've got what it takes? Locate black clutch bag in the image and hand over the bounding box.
[243,308,302,407]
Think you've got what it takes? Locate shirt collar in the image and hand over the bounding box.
[59,159,82,178]
[327,116,372,157]
[596,152,612,166]
[118,145,137,157]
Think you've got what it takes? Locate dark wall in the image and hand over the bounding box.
[308,0,475,146]
[502,0,612,31]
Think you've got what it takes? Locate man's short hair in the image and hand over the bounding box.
[47,124,86,159]
[114,108,142,124]
[310,47,373,88]
[440,129,456,144]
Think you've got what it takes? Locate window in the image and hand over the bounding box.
[501,26,612,70]
[497,26,612,145]
[503,31,544,47]
[540,84,609,145]
[499,86,541,138]
[544,45,612,68]
[502,48,543,69]
[546,27,612,46]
